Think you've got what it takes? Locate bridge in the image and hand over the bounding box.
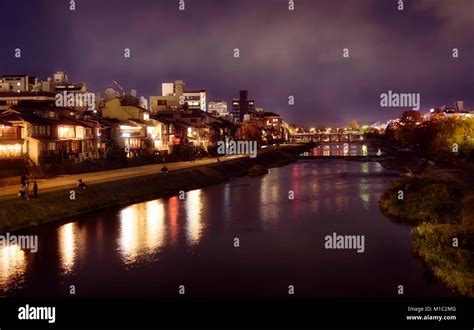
[297,155,395,162]
[290,132,363,143]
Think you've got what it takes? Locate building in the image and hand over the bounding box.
[100,97,152,157]
[183,90,206,112]
[0,106,101,165]
[0,92,56,110]
[0,71,96,114]
[0,117,23,164]
[208,100,229,118]
[234,100,287,144]
[0,75,40,93]
[232,90,255,124]
[149,80,206,114]
[244,110,284,143]
[455,100,464,112]
[100,97,171,156]
[152,109,234,156]
[423,101,472,121]
[101,97,150,122]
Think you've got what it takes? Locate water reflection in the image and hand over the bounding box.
[359,179,370,209]
[167,196,180,247]
[0,244,27,288]
[359,164,371,208]
[361,162,369,174]
[118,200,166,265]
[58,223,77,274]
[146,201,166,251]
[304,142,377,157]
[260,175,281,229]
[0,161,451,297]
[185,189,203,245]
[223,183,232,224]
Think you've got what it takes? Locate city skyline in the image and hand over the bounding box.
[0,1,473,328]
[1,0,473,126]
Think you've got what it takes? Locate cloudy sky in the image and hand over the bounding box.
[1,0,473,126]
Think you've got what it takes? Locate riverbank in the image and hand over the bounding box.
[378,159,474,296]
[0,144,311,233]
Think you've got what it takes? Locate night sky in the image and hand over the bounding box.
[1,0,473,126]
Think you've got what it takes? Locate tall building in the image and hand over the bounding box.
[232,90,255,123]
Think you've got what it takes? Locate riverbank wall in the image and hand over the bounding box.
[0,144,311,233]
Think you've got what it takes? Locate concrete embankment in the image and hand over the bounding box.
[0,144,310,233]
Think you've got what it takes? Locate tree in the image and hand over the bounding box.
[236,123,263,143]
[348,120,359,131]
[400,110,422,126]
[384,121,400,143]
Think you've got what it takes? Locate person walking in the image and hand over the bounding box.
[18,188,25,200]
[25,179,30,200]
[33,180,38,198]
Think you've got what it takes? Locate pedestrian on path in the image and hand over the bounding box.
[33,180,38,198]
[77,179,87,189]
[25,180,30,200]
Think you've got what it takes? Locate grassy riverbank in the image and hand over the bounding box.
[379,175,474,296]
[0,144,310,233]
[379,176,463,224]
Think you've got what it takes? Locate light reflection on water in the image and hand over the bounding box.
[303,142,376,157]
[260,173,281,229]
[117,190,205,265]
[0,159,453,297]
[58,223,77,274]
[118,200,167,265]
[0,244,26,289]
[185,189,203,245]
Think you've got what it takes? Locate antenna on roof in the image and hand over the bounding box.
[112,80,124,96]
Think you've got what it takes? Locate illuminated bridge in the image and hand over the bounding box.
[290,131,364,143]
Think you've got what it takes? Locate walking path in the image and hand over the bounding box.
[0,144,303,201]
[0,155,243,200]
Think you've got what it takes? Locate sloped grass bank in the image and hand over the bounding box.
[379,176,462,224]
[412,223,474,296]
[379,176,473,296]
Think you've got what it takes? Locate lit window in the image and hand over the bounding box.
[58,126,75,138]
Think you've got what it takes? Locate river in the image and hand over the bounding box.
[0,143,453,297]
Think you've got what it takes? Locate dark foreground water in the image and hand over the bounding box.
[0,159,453,297]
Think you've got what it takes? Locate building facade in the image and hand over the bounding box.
[232,90,255,124]
[149,80,206,114]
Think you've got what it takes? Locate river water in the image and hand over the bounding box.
[0,144,453,297]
